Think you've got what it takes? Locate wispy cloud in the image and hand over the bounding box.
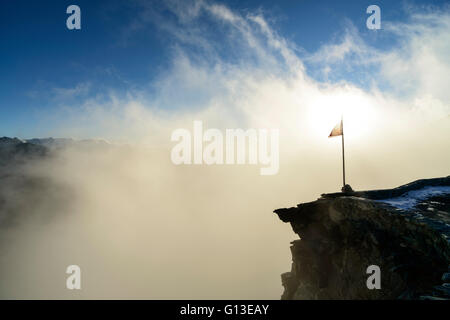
[305,7,450,104]
[51,82,91,101]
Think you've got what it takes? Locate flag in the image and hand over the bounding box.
[328,120,343,137]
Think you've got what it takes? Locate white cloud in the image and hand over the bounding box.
[380,10,450,102]
[34,1,448,163]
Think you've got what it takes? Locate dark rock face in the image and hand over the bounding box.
[275,177,450,300]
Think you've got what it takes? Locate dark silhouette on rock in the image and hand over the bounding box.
[275,176,450,299]
[341,184,354,193]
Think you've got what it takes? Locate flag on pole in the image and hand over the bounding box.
[328,120,343,137]
[328,116,347,190]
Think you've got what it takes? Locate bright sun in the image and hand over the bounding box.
[307,90,377,142]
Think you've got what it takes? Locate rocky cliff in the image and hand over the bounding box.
[274,177,450,300]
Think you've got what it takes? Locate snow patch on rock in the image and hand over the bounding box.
[376,186,450,210]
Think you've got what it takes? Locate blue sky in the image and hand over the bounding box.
[0,0,449,138]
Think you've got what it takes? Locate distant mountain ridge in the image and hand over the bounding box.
[0,137,48,165]
[0,136,111,165]
[25,137,110,148]
[0,136,110,148]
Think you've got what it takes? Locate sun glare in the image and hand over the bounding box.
[307,90,377,142]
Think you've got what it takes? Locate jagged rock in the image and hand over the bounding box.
[275,177,450,300]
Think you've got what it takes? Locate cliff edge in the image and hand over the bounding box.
[274,176,450,300]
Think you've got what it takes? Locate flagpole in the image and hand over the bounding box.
[341,115,346,189]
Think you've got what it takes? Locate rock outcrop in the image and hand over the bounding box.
[275,177,450,300]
